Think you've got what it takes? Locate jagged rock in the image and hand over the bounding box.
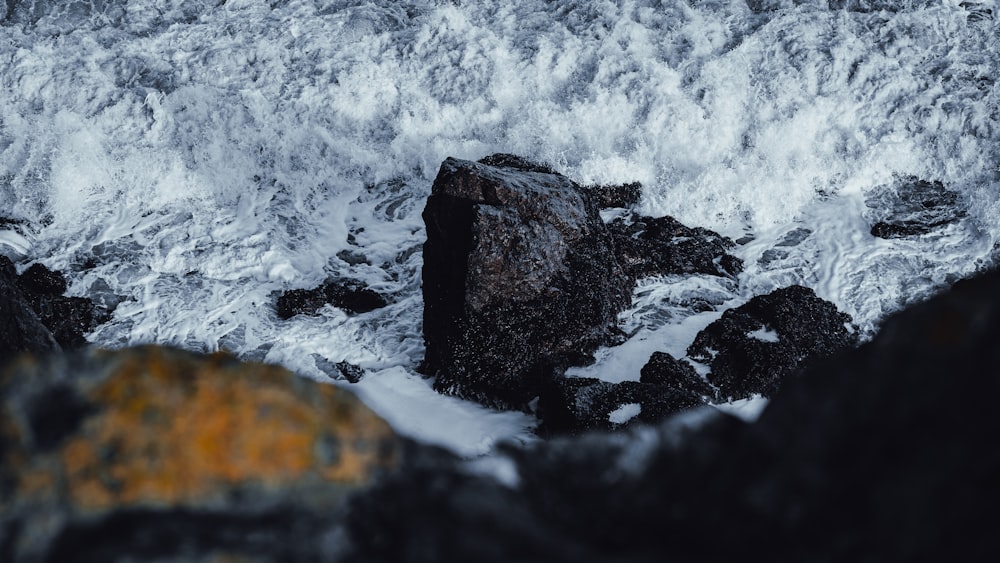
[607,213,742,279]
[420,156,631,410]
[0,257,60,363]
[867,177,966,239]
[537,376,705,435]
[687,285,856,400]
[0,346,401,562]
[344,267,1000,562]
[15,262,108,350]
[276,278,387,319]
[639,351,716,399]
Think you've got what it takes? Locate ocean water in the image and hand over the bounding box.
[1,0,997,455]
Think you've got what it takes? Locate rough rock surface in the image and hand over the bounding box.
[866,177,966,238]
[639,351,716,399]
[0,257,59,363]
[345,267,1000,562]
[0,346,401,563]
[687,285,856,400]
[536,376,705,435]
[420,156,631,410]
[276,278,387,319]
[607,213,743,279]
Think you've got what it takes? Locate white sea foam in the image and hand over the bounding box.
[1,0,998,454]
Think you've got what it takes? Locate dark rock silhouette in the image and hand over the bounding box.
[688,285,856,400]
[420,156,631,410]
[345,267,1000,562]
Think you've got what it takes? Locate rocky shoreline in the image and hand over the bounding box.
[1,155,995,561]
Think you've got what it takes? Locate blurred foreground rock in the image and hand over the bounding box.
[0,346,401,562]
[346,267,1000,562]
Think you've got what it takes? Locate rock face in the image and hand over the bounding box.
[0,346,401,562]
[420,156,632,410]
[866,177,966,238]
[687,285,856,400]
[276,278,387,319]
[344,267,1000,562]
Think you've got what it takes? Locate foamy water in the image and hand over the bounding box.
[1,0,998,455]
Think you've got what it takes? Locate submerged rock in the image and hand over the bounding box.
[867,177,966,239]
[420,156,631,410]
[0,346,401,562]
[345,267,1000,562]
[276,278,387,319]
[607,214,743,279]
[537,376,705,435]
[687,285,856,400]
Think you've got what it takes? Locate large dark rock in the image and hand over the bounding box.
[687,285,856,400]
[607,213,742,279]
[420,156,631,410]
[0,257,60,364]
[276,278,387,319]
[0,346,402,563]
[344,267,1000,562]
[536,376,705,435]
[867,177,966,239]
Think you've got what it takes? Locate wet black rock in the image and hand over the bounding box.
[867,177,966,239]
[607,213,742,279]
[687,285,856,400]
[14,263,108,350]
[276,278,387,319]
[345,267,1000,562]
[17,263,68,295]
[420,156,631,410]
[537,376,705,435]
[639,351,715,399]
[582,181,642,209]
[0,257,59,363]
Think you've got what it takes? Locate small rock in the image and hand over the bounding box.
[607,213,743,279]
[17,263,68,295]
[582,182,642,209]
[687,285,856,400]
[276,278,387,319]
[639,351,715,399]
[537,376,705,435]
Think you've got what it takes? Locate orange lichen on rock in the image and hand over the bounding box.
[3,346,399,514]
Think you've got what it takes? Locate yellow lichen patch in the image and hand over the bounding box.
[56,346,398,511]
